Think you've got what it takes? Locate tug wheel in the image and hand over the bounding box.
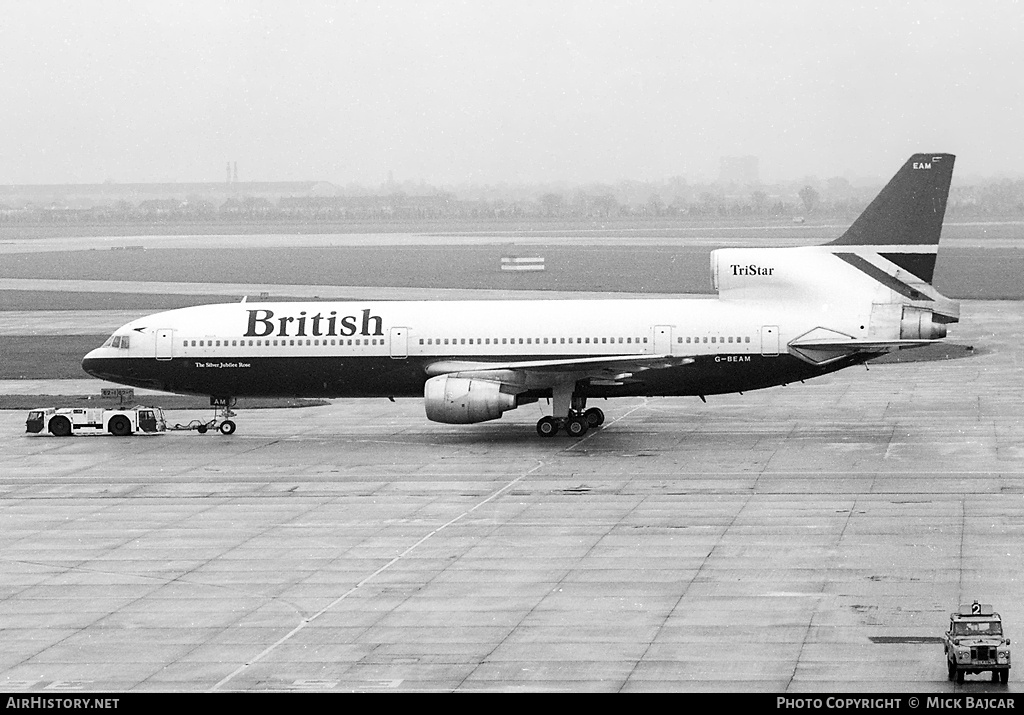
[49,416,72,437]
[109,415,132,437]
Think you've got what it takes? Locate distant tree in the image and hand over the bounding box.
[538,193,563,217]
[592,194,619,218]
[750,190,768,213]
[798,185,821,214]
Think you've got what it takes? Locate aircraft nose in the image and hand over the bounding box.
[81,347,103,377]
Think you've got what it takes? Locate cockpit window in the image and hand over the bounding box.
[120,335,130,349]
[112,336,121,348]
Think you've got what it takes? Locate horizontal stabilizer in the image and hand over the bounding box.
[789,336,938,366]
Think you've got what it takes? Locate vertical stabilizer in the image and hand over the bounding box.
[826,153,954,285]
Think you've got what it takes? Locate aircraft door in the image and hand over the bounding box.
[155,329,174,361]
[389,327,409,359]
[654,325,673,354]
[760,325,779,357]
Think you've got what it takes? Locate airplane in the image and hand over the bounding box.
[82,153,960,437]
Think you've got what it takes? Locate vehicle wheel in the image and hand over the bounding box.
[565,417,588,437]
[197,424,208,434]
[993,670,1001,682]
[108,415,132,436]
[536,416,558,437]
[219,420,236,435]
[49,416,72,437]
[1001,670,1009,683]
[956,669,965,683]
[947,658,955,681]
[584,407,605,428]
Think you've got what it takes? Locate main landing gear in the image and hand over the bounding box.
[535,384,605,438]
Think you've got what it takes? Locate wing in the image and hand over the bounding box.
[425,354,694,388]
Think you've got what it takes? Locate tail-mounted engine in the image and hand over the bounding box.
[900,306,947,340]
[424,375,518,424]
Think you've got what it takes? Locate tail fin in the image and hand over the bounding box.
[826,153,954,285]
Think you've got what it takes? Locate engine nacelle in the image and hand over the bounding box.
[900,306,947,340]
[424,375,518,424]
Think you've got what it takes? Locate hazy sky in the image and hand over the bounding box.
[1,0,1021,186]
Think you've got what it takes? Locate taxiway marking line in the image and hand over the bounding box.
[211,459,547,692]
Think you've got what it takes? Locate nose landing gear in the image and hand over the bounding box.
[172,397,238,435]
[209,396,237,435]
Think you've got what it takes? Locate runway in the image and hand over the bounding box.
[2,300,1022,692]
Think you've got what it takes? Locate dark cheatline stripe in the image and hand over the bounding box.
[880,252,937,283]
[833,253,933,301]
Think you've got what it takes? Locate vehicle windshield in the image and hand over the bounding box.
[953,620,1002,636]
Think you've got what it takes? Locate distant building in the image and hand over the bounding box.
[719,156,760,185]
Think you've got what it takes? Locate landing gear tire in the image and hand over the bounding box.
[109,415,132,437]
[565,417,588,437]
[536,416,558,437]
[219,420,236,436]
[49,416,72,437]
[584,407,605,428]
